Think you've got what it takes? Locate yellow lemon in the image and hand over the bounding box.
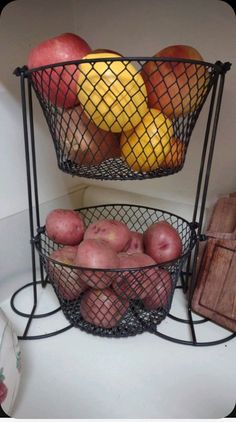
[121,108,173,173]
[77,53,148,133]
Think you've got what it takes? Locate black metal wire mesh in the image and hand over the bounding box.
[27,56,217,180]
[34,204,197,337]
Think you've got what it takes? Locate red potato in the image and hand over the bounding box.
[84,219,131,252]
[45,208,85,245]
[143,221,182,264]
[80,288,129,328]
[74,238,120,289]
[142,268,173,310]
[27,32,92,108]
[48,246,86,300]
[112,252,157,300]
[123,231,144,254]
[51,245,78,262]
[57,104,120,166]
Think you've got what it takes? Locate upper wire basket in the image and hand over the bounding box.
[25,55,218,180]
[34,204,197,338]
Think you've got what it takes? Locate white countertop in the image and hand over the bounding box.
[1,270,235,419]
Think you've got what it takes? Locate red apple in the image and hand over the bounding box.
[27,32,92,108]
[84,219,131,252]
[161,138,186,169]
[143,221,182,264]
[57,104,120,166]
[142,268,173,310]
[45,208,85,246]
[74,238,120,289]
[48,246,86,301]
[80,288,129,328]
[141,45,208,118]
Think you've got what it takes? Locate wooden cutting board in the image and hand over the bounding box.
[206,196,236,239]
[192,238,236,332]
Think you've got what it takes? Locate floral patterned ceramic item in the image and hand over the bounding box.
[0,308,21,416]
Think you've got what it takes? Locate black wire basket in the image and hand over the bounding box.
[34,204,197,338]
[26,55,218,180]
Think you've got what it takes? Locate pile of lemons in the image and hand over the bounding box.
[77,52,174,173]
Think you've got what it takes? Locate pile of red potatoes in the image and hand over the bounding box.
[45,208,183,329]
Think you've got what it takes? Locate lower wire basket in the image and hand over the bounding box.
[34,204,197,338]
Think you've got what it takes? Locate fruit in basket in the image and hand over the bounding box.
[92,48,122,55]
[51,245,78,262]
[120,108,173,173]
[143,221,182,263]
[80,288,129,328]
[74,239,120,288]
[77,52,148,132]
[142,268,172,310]
[84,219,131,252]
[57,105,120,166]
[48,246,86,301]
[123,231,144,254]
[161,138,186,169]
[45,208,85,245]
[141,45,208,118]
[27,32,92,108]
[112,252,157,300]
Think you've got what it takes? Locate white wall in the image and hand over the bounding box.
[0,0,235,223]
[0,0,83,219]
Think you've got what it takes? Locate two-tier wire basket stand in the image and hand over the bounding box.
[11,55,236,345]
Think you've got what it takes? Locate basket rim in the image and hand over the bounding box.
[24,56,220,75]
[34,203,197,271]
[74,202,195,226]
